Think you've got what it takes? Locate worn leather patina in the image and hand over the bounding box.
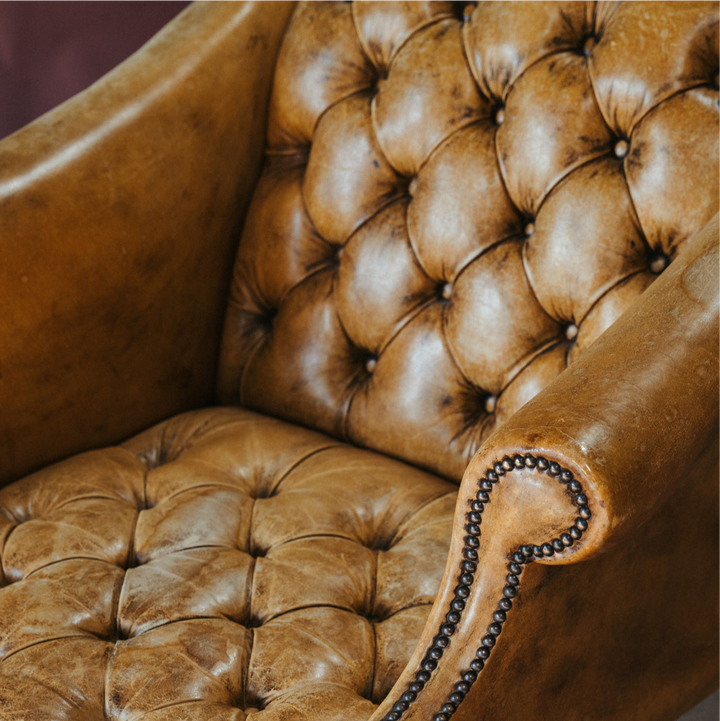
[0,2,717,720]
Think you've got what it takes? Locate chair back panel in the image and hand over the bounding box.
[218,0,719,481]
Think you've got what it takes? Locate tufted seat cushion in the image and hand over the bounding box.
[0,408,455,720]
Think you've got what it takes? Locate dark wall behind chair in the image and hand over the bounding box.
[0,1,189,140]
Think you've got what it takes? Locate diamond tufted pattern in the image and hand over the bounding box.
[1,2,718,720]
[0,408,456,719]
[218,0,719,482]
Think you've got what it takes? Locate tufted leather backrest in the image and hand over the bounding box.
[217,1,719,482]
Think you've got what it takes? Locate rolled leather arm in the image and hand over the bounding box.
[468,212,719,555]
[0,1,294,486]
[373,213,719,721]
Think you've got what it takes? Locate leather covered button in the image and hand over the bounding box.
[365,357,378,374]
[614,139,629,159]
[441,283,453,300]
[220,0,719,492]
[0,408,456,718]
[565,323,578,341]
[484,395,497,414]
[649,254,668,274]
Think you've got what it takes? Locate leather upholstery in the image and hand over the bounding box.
[0,408,455,719]
[0,2,718,720]
[0,1,294,487]
[467,214,720,550]
[218,0,719,481]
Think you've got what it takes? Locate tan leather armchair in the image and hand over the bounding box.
[0,3,717,720]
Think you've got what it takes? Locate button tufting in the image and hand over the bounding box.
[649,254,668,274]
[494,108,505,126]
[582,36,596,56]
[365,357,378,374]
[441,283,453,300]
[463,4,475,23]
[408,177,418,197]
[261,307,277,330]
[484,395,496,414]
[565,323,578,341]
[524,222,535,238]
[614,139,629,159]
[374,75,387,96]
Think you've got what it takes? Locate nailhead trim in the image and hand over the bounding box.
[381,454,590,721]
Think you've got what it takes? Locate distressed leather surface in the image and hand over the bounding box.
[0,1,294,487]
[0,2,718,720]
[218,0,719,482]
[0,408,456,719]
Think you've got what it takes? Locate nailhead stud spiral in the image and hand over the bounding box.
[381,455,591,721]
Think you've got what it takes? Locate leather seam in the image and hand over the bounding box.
[368,551,379,702]
[243,609,255,710]
[22,556,119,581]
[131,699,204,721]
[0,634,89,667]
[626,81,712,137]
[271,444,342,494]
[0,522,19,584]
[260,602,362,625]
[246,496,257,557]
[387,490,458,549]
[460,15,487,102]
[574,267,649,330]
[386,15,457,79]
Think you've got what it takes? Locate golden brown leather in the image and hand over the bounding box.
[469,213,720,553]
[373,215,719,721]
[218,0,719,483]
[0,1,293,486]
[0,407,456,719]
[0,2,718,721]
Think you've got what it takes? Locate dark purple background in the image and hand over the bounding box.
[0,1,189,140]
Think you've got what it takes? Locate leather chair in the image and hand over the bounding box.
[0,2,717,720]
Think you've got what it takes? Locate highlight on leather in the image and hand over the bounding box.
[0,2,718,721]
[218,0,719,483]
[0,408,457,719]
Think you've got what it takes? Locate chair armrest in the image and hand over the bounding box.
[467,211,719,556]
[0,1,294,486]
[373,213,719,721]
